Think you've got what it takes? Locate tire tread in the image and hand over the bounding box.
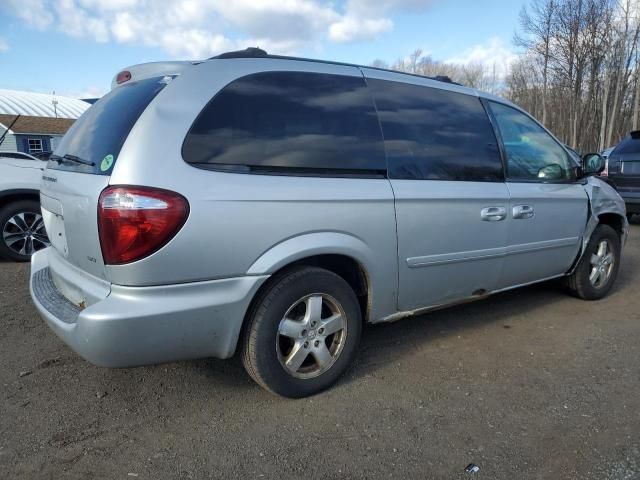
[564,224,620,300]
[241,266,360,397]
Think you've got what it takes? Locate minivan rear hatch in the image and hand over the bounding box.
[41,76,170,280]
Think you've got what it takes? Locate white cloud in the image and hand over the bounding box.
[329,0,435,43]
[215,1,340,42]
[329,17,393,43]
[346,0,436,15]
[3,0,55,30]
[1,0,436,58]
[445,37,518,77]
[0,38,8,52]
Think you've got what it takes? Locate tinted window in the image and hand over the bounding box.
[612,137,640,155]
[367,79,503,181]
[49,76,168,175]
[182,71,386,174]
[489,101,574,182]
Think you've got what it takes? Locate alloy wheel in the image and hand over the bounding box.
[276,293,348,379]
[2,212,49,257]
[589,239,614,288]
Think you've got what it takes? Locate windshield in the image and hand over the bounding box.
[612,137,640,155]
[0,152,37,161]
[48,76,168,175]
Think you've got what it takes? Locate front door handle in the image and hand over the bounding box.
[481,206,507,222]
[513,205,535,219]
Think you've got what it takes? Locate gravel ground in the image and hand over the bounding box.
[1,221,639,480]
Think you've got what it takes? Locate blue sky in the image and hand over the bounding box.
[0,0,526,98]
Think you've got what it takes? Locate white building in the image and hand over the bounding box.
[0,89,90,154]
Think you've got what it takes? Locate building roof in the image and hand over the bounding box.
[0,114,75,135]
[0,89,90,119]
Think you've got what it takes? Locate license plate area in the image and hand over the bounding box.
[41,208,69,257]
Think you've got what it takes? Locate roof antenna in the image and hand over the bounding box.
[51,90,58,118]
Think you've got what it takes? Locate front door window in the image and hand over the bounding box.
[489,102,575,182]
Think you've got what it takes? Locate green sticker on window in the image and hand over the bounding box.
[100,154,114,171]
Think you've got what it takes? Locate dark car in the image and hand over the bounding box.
[565,144,618,190]
[608,131,640,220]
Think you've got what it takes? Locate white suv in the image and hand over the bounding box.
[0,152,49,261]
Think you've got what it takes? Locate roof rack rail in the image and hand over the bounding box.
[433,75,457,84]
[210,47,267,59]
[209,48,464,87]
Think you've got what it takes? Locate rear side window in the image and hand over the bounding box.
[367,78,503,181]
[49,77,169,175]
[612,137,640,155]
[182,71,386,174]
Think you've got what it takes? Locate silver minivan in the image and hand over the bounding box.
[30,49,628,397]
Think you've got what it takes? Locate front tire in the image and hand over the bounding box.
[0,200,50,262]
[241,267,362,398]
[564,224,621,300]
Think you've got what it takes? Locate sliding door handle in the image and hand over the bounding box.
[481,206,507,222]
[513,205,535,219]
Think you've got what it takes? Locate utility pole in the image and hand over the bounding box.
[52,90,58,118]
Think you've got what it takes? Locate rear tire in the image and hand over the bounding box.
[564,224,621,300]
[0,200,49,262]
[241,266,362,398]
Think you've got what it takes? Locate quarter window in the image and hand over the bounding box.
[367,78,503,182]
[28,138,43,153]
[489,102,574,182]
[182,71,386,174]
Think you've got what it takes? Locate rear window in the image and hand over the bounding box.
[48,77,168,175]
[367,78,503,182]
[182,71,386,175]
[612,136,640,155]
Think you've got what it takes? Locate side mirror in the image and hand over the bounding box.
[582,153,605,175]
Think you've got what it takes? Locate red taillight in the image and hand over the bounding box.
[601,158,609,177]
[98,186,189,265]
[116,70,132,84]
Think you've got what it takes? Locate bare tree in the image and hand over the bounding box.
[509,0,639,151]
[516,0,557,124]
[369,0,640,152]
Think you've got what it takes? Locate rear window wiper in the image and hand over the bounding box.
[50,154,95,167]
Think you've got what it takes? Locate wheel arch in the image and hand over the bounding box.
[245,232,376,323]
[597,211,626,237]
[568,210,628,275]
[0,189,40,210]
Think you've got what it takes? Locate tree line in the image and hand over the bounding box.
[371,0,640,153]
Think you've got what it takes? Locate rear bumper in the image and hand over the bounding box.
[30,248,268,367]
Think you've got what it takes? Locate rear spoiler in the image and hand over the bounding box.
[110,61,196,89]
